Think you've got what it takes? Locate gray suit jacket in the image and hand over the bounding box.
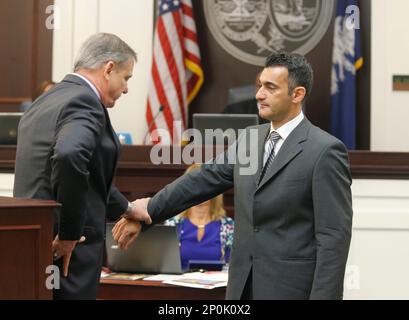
[147,118,353,300]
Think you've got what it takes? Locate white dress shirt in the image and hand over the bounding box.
[263,111,305,163]
[71,73,101,101]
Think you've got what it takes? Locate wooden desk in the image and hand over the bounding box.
[2,145,409,179]
[98,278,226,300]
[0,196,59,300]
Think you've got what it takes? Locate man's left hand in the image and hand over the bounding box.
[52,235,86,277]
[112,218,142,250]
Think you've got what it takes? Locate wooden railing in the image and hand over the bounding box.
[2,145,409,179]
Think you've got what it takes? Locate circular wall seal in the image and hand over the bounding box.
[204,0,335,66]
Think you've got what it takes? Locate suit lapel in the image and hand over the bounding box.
[253,124,271,186]
[104,107,120,164]
[257,118,310,190]
[102,107,121,193]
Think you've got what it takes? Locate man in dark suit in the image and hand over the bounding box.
[13,33,151,299]
[114,52,353,299]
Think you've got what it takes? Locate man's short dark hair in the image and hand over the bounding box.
[265,52,314,101]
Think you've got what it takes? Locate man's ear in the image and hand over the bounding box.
[103,61,115,79]
[292,86,306,104]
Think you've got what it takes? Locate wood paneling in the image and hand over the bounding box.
[0,197,58,300]
[0,0,33,98]
[34,0,54,95]
[349,151,409,179]
[356,0,371,150]
[0,0,53,111]
[0,98,32,104]
[2,145,409,180]
[98,278,226,300]
[0,226,40,299]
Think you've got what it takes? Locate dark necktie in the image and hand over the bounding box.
[258,131,281,184]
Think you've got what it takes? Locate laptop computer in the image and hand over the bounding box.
[105,223,183,274]
[0,112,23,144]
[192,113,259,145]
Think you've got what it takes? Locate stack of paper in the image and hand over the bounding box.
[142,274,186,282]
[100,272,147,280]
[163,271,228,289]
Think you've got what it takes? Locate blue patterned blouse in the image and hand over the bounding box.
[164,216,234,270]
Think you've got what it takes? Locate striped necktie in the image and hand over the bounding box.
[258,131,281,184]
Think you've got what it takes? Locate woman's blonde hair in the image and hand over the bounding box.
[179,163,226,221]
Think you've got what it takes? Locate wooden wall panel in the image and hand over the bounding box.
[0,226,40,299]
[0,0,53,109]
[0,0,34,100]
[0,200,56,300]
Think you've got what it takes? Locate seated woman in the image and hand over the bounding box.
[165,164,234,271]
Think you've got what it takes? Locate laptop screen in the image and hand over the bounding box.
[0,112,23,145]
[105,223,183,274]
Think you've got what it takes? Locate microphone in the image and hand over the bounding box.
[143,105,164,145]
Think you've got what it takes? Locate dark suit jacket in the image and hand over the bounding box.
[13,74,128,299]
[147,118,353,300]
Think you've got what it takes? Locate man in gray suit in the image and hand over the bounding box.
[114,52,353,300]
[13,33,151,299]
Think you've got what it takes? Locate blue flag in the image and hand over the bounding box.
[330,0,363,150]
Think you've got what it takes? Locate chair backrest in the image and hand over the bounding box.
[227,84,256,105]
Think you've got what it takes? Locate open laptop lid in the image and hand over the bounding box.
[105,223,183,274]
[0,112,23,144]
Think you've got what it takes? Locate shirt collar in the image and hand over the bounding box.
[71,73,101,100]
[270,111,304,140]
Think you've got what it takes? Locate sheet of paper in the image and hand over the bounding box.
[100,272,147,280]
[163,271,228,289]
[142,274,186,281]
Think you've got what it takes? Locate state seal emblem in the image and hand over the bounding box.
[204,0,335,65]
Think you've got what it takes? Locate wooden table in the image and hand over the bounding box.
[0,196,58,299]
[98,278,226,300]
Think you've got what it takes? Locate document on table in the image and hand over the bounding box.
[163,271,228,289]
[142,274,186,281]
[100,272,147,280]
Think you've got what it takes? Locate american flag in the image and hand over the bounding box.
[145,0,204,144]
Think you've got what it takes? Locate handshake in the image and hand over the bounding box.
[112,197,152,250]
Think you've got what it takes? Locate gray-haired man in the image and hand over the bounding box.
[13,33,151,299]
